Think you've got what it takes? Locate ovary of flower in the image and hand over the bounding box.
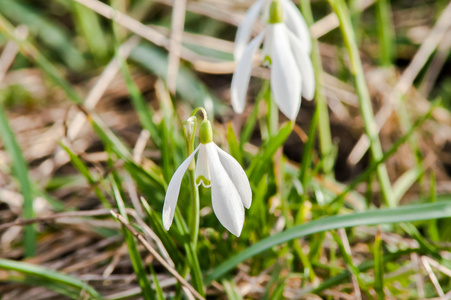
[162,121,252,237]
[231,21,315,120]
[234,0,311,62]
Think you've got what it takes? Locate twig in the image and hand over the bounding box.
[422,256,451,278]
[73,0,168,48]
[338,228,362,300]
[411,253,425,298]
[0,209,113,231]
[421,256,445,298]
[419,29,451,96]
[310,0,375,39]
[0,25,28,83]
[132,129,150,165]
[110,210,205,300]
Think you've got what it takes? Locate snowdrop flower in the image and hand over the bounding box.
[231,0,315,121]
[234,0,311,61]
[163,118,252,237]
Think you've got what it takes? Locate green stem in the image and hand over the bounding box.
[268,94,279,137]
[183,116,200,248]
[188,169,200,248]
[376,0,394,66]
[327,0,395,208]
[0,101,36,257]
[174,210,205,296]
[299,0,334,177]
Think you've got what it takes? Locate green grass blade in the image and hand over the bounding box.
[327,0,394,207]
[222,279,242,300]
[72,2,109,63]
[375,0,395,66]
[392,165,424,204]
[308,248,417,295]
[0,101,35,257]
[206,201,451,283]
[59,141,110,208]
[331,231,370,297]
[140,199,185,266]
[239,82,265,147]
[428,172,440,241]
[150,264,165,300]
[226,122,242,165]
[130,43,226,113]
[110,173,155,300]
[0,14,83,104]
[248,121,294,184]
[373,228,384,299]
[328,102,436,210]
[4,275,89,299]
[299,0,334,176]
[119,58,161,147]
[0,0,86,71]
[0,258,101,298]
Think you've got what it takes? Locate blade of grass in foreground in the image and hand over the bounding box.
[206,201,451,283]
[0,101,35,257]
[110,173,155,300]
[0,258,101,299]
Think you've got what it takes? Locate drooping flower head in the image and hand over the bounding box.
[234,0,312,61]
[162,111,252,237]
[231,0,315,121]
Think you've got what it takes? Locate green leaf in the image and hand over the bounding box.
[0,258,101,299]
[248,121,294,184]
[72,2,109,63]
[59,141,110,208]
[206,201,451,283]
[373,228,384,300]
[226,122,242,165]
[110,173,155,300]
[0,100,35,256]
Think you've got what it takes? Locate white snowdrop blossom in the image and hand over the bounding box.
[231,0,315,121]
[234,0,312,61]
[162,119,252,237]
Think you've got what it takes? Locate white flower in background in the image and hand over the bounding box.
[234,0,312,61]
[163,119,252,237]
[231,0,315,121]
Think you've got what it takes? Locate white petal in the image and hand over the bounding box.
[234,0,266,61]
[287,30,315,100]
[206,143,245,237]
[281,0,311,54]
[231,31,265,114]
[162,146,200,230]
[261,25,273,65]
[270,24,302,120]
[195,144,211,187]
[215,144,252,209]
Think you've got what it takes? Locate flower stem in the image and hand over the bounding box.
[191,107,208,120]
[299,0,334,177]
[188,169,200,248]
[183,116,200,247]
[328,0,395,207]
